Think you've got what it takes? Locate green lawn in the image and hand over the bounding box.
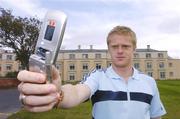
[8,80,180,119]
[8,102,92,119]
[157,80,180,119]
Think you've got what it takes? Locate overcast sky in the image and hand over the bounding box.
[1,0,180,58]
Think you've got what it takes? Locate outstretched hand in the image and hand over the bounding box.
[17,66,62,112]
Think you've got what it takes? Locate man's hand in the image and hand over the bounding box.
[17,66,61,112]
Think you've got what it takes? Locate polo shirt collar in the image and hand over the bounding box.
[107,66,140,80]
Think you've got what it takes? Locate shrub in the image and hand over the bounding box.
[5,71,19,78]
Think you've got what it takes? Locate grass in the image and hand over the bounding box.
[8,101,92,119]
[8,80,180,119]
[157,80,180,119]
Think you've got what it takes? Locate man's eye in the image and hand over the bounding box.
[123,45,130,49]
[112,45,118,48]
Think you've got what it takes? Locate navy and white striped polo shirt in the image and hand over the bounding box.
[83,66,166,119]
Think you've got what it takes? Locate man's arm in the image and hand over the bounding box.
[60,83,91,108]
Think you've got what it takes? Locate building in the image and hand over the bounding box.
[133,45,180,80]
[56,48,110,81]
[0,45,180,80]
[0,47,19,77]
[57,45,180,81]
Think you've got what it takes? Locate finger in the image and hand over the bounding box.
[20,83,57,95]
[24,93,59,106]
[29,65,42,73]
[51,65,60,80]
[19,93,26,105]
[18,82,24,93]
[24,102,56,112]
[17,70,46,83]
[51,66,61,91]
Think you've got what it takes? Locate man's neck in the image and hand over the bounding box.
[112,65,133,80]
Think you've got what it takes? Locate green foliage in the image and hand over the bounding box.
[5,71,18,78]
[8,80,180,119]
[0,7,41,69]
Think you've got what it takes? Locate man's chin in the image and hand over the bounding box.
[114,63,128,68]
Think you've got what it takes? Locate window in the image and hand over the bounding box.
[160,72,166,79]
[82,63,88,70]
[69,54,75,59]
[158,53,164,58]
[134,63,140,69]
[159,62,165,68]
[147,72,153,77]
[146,53,151,58]
[169,72,174,77]
[82,54,88,59]
[6,55,13,60]
[6,64,12,71]
[69,73,75,80]
[95,54,101,59]
[169,63,173,67]
[81,72,89,82]
[69,64,75,70]
[108,62,112,67]
[96,64,101,69]
[56,64,61,70]
[146,62,152,69]
[134,53,139,58]
[82,72,88,78]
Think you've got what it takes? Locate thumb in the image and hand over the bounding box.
[51,65,61,91]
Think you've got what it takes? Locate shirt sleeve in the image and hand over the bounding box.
[150,80,167,118]
[81,69,100,98]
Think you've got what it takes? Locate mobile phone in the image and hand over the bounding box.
[29,10,67,82]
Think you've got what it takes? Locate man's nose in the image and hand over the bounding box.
[117,46,123,54]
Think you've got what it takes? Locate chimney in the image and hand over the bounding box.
[90,45,93,50]
[78,45,81,50]
[147,45,150,49]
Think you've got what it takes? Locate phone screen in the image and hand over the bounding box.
[44,25,55,41]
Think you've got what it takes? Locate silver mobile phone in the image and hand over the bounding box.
[29,10,67,82]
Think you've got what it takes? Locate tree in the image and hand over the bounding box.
[0,7,41,69]
[5,71,19,78]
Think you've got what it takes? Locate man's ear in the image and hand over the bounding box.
[133,46,136,51]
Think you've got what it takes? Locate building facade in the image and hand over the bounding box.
[0,48,19,77]
[0,45,180,80]
[133,45,180,80]
[56,45,180,81]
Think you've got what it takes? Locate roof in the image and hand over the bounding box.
[59,48,167,53]
[59,49,108,53]
[135,48,167,52]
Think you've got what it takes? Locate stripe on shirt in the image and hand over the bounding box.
[91,90,153,105]
[91,90,127,105]
[130,92,153,104]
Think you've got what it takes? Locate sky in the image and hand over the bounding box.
[0,0,180,58]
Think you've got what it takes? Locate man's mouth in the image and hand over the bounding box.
[116,56,125,60]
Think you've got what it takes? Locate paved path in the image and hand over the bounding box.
[0,88,22,119]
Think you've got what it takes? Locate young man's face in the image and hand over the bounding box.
[108,34,135,68]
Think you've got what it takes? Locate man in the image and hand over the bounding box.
[18,26,166,119]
